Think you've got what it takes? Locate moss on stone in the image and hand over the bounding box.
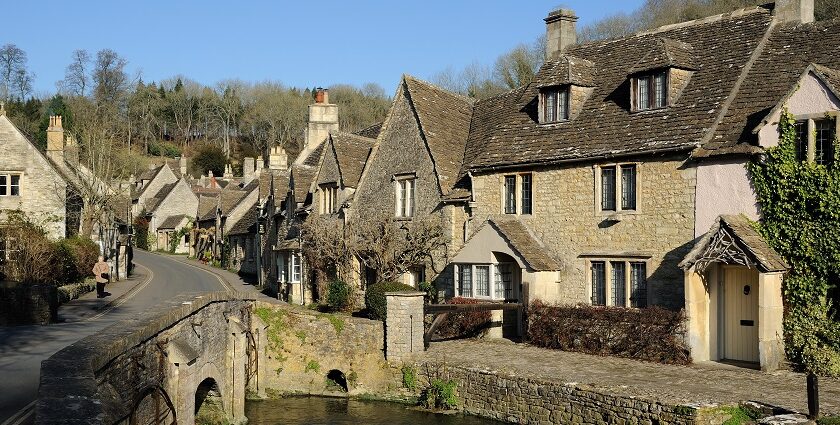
[305,359,321,373]
[254,307,289,353]
[295,330,307,343]
[321,313,345,335]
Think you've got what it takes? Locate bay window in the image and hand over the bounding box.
[290,253,301,283]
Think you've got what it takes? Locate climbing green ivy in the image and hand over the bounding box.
[748,109,840,377]
[168,224,192,253]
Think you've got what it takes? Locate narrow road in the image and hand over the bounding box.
[0,251,231,424]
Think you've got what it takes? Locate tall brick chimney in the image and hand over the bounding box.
[46,115,65,164]
[774,0,814,23]
[545,9,578,60]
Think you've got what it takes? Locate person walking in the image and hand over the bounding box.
[92,256,111,298]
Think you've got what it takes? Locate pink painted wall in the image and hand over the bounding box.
[695,158,760,237]
[758,71,840,148]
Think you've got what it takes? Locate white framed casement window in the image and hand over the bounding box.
[633,70,668,111]
[586,258,648,308]
[405,266,425,288]
[290,252,302,283]
[276,254,287,282]
[502,173,533,215]
[394,175,416,218]
[791,114,838,166]
[540,86,570,123]
[454,263,518,301]
[319,183,338,215]
[0,173,22,197]
[594,163,639,215]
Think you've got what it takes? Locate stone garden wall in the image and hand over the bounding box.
[0,284,57,325]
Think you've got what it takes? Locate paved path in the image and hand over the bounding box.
[0,250,253,425]
[425,339,840,416]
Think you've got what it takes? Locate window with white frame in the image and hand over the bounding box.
[540,86,570,123]
[319,183,338,215]
[290,253,302,283]
[394,176,415,218]
[0,173,21,197]
[791,116,837,166]
[455,263,517,300]
[406,266,424,288]
[503,173,533,215]
[589,259,648,308]
[598,164,637,213]
[277,255,287,282]
[634,70,668,111]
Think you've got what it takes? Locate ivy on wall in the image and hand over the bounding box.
[748,109,840,377]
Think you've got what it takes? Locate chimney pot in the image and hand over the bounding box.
[774,0,814,24]
[545,8,578,60]
[315,88,329,104]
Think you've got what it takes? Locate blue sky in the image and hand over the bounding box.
[4,1,644,95]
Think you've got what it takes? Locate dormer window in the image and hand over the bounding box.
[634,70,668,111]
[540,86,569,123]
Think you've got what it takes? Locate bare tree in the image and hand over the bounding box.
[0,44,34,100]
[61,49,91,97]
[92,49,128,105]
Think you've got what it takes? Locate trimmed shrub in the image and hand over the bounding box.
[418,281,439,304]
[364,281,414,321]
[433,297,492,339]
[54,237,99,284]
[527,301,691,365]
[326,280,352,312]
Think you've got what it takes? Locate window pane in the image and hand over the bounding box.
[495,263,513,299]
[654,72,667,108]
[292,254,301,282]
[408,179,415,216]
[621,165,636,210]
[0,175,6,196]
[637,76,649,110]
[475,265,490,297]
[794,120,808,162]
[459,265,472,297]
[395,180,403,217]
[521,174,532,215]
[591,262,606,306]
[601,167,616,211]
[544,90,556,122]
[504,176,516,214]
[630,262,647,308]
[815,119,835,166]
[611,261,626,307]
[558,89,568,120]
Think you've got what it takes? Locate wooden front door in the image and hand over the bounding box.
[722,266,760,363]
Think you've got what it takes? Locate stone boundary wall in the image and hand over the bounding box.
[36,292,255,425]
[420,363,699,425]
[0,284,57,325]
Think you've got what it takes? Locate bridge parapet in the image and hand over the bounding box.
[36,292,257,425]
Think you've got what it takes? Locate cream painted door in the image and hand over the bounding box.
[723,267,760,363]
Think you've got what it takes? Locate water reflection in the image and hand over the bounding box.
[245,396,502,424]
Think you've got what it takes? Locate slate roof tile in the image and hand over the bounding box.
[330,132,375,188]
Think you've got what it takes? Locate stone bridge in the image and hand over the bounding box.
[35,292,267,425]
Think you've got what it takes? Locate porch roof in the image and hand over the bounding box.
[457,218,560,272]
[680,214,788,273]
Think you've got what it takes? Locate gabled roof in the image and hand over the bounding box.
[680,214,788,273]
[532,55,596,88]
[158,214,188,230]
[463,6,774,171]
[697,18,840,157]
[291,164,316,203]
[629,38,697,75]
[228,200,259,236]
[196,194,219,221]
[199,188,246,221]
[259,171,290,199]
[354,122,383,139]
[462,218,560,271]
[403,76,474,195]
[330,132,375,188]
[0,115,72,188]
[302,142,326,167]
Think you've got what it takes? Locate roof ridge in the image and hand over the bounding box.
[637,4,770,37]
[403,74,476,105]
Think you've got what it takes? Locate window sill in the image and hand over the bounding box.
[394,216,413,222]
[537,119,570,127]
[596,210,640,220]
[630,106,670,114]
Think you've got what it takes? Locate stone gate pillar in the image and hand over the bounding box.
[385,292,425,362]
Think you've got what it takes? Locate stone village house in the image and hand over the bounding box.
[262,0,834,372]
[131,158,198,253]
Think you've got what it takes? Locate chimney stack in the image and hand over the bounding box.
[545,9,578,60]
[179,156,188,177]
[774,0,814,24]
[315,88,329,104]
[46,115,65,164]
[243,157,255,179]
[268,146,288,171]
[0,102,5,116]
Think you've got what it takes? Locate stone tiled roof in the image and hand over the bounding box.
[697,18,840,157]
[259,172,290,199]
[484,218,560,271]
[354,122,383,139]
[197,194,218,221]
[463,6,774,171]
[629,38,697,75]
[330,132,375,188]
[291,165,316,203]
[149,182,177,212]
[403,76,474,195]
[200,188,246,221]
[533,55,596,88]
[302,142,326,167]
[228,200,259,236]
[158,214,188,230]
[681,214,788,272]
